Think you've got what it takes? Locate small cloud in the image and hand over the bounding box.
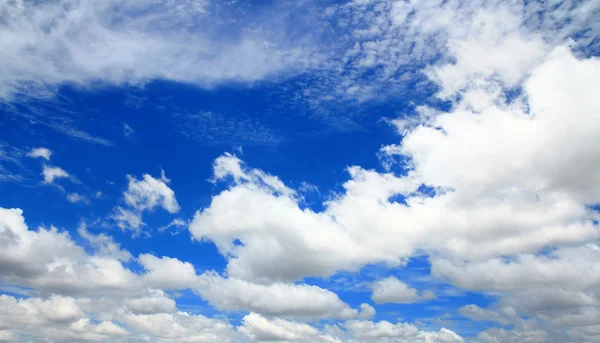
[123,123,134,137]
[42,165,69,184]
[159,168,170,183]
[112,206,144,236]
[157,218,188,235]
[27,147,52,160]
[66,193,89,204]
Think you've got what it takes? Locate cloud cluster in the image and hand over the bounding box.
[0,206,462,342]
[2,0,600,342]
[186,3,600,341]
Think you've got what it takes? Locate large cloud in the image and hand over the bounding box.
[0,0,320,100]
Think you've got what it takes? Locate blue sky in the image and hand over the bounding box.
[1,0,600,342]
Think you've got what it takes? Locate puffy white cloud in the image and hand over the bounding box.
[0,207,84,281]
[190,41,600,291]
[196,272,361,321]
[239,313,338,343]
[41,165,69,184]
[0,207,141,296]
[139,254,198,290]
[341,320,464,343]
[117,309,241,343]
[430,244,600,293]
[124,290,176,315]
[190,155,417,284]
[124,172,179,213]
[371,277,436,304]
[27,147,51,160]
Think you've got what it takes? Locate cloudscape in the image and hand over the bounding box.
[1,0,599,342]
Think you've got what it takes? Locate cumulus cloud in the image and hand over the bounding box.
[195,272,363,321]
[187,6,600,340]
[27,147,51,160]
[371,277,436,304]
[124,172,179,213]
[239,313,336,343]
[2,0,600,342]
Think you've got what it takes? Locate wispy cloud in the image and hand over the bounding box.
[0,0,322,100]
[173,111,281,145]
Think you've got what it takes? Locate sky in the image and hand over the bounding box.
[0,0,600,342]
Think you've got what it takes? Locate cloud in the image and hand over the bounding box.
[124,172,179,213]
[340,320,464,343]
[111,206,144,234]
[66,193,89,204]
[41,165,69,184]
[138,254,199,290]
[27,147,51,160]
[191,42,600,286]
[0,0,320,100]
[78,224,132,262]
[195,272,362,321]
[371,277,436,304]
[123,290,176,315]
[123,123,134,137]
[239,313,336,343]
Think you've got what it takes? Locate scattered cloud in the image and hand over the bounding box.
[66,193,90,204]
[124,172,179,213]
[27,147,52,160]
[42,166,69,184]
[371,277,436,304]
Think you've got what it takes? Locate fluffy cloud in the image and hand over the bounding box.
[187,6,600,340]
[113,171,180,235]
[195,272,363,321]
[27,147,51,160]
[340,320,464,343]
[239,313,338,343]
[371,277,436,304]
[124,173,179,213]
[41,165,69,184]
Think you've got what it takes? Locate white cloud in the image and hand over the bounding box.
[239,313,337,343]
[139,254,198,290]
[0,0,319,100]
[27,147,51,160]
[124,290,176,315]
[341,320,464,343]
[42,165,69,184]
[124,172,179,213]
[66,193,89,204]
[191,42,600,288]
[371,277,436,304]
[78,224,132,262]
[123,123,134,137]
[112,206,144,234]
[195,272,361,321]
